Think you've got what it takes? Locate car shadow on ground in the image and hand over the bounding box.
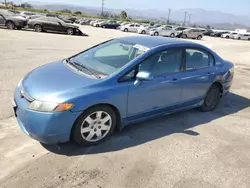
[0,27,89,36]
[42,92,250,156]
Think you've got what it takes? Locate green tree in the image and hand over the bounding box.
[120,11,127,20]
[61,9,71,13]
[206,25,211,30]
[75,11,82,15]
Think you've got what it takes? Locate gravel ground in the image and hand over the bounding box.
[0,25,250,188]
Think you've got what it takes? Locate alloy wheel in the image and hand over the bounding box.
[6,22,15,29]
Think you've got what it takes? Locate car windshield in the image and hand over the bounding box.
[68,39,150,77]
[0,10,15,16]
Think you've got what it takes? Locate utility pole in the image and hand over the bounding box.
[183,11,187,26]
[5,0,7,7]
[167,9,171,24]
[101,0,105,16]
[188,14,191,26]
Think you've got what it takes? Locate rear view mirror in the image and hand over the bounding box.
[120,44,129,51]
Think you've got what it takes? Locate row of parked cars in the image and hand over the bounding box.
[204,30,250,41]
[0,9,86,35]
[87,19,205,40]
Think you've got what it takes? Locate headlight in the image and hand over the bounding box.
[17,77,24,87]
[28,100,74,112]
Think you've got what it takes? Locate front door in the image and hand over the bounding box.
[127,48,184,118]
[179,48,217,103]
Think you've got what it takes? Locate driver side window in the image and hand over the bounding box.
[121,48,183,81]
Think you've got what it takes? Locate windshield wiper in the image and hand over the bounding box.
[66,58,101,79]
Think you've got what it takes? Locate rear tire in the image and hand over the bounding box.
[197,35,202,40]
[6,21,15,29]
[170,33,175,38]
[72,105,117,146]
[238,37,241,40]
[142,30,146,34]
[226,36,229,39]
[198,85,221,112]
[34,24,42,32]
[124,28,128,32]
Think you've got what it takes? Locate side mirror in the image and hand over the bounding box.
[134,71,154,86]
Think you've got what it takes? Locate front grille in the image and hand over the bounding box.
[20,89,34,102]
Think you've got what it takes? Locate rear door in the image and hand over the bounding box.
[179,48,217,104]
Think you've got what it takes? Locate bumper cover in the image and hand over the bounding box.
[13,87,82,144]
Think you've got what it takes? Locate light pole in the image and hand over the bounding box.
[101,0,105,16]
[188,14,191,26]
[167,9,171,24]
[183,11,187,26]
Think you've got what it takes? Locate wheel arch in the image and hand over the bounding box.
[211,81,223,97]
[5,20,15,26]
[70,103,122,140]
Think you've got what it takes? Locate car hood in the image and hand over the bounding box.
[22,61,99,100]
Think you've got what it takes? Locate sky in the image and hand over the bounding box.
[27,0,250,15]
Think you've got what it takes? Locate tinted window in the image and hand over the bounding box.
[139,48,183,76]
[185,49,214,70]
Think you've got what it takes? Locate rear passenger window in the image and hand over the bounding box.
[185,49,214,70]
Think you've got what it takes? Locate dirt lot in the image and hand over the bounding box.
[0,26,250,188]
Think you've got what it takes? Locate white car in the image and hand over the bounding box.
[232,33,250,40]
[221,32,237,39]
[120,23,141,32]
[149,26,186,37]
[93,20,104,27]
[137,24,162,34]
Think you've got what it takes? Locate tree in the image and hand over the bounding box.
[20,2,32,8]
[120,11,127,20]
[193,24,197,28]
[75,11,82,15]
[206,25,211,30]
[60,9,71,13]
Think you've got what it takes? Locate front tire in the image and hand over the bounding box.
[198,85,221,112]
[170,33,175,38]
[182,34,187,39]
[66,28,74,35]
[124,28,128,32]
[6,21,15,29]
[197,35,202,40]
[141,30,146,34]
[72,105,117,146]
[154,32,159,36]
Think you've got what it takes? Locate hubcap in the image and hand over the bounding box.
[81,111,112,142]
[36,25,41,31]
[7,22,14,29]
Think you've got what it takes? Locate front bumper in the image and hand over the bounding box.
[15,20,28,28]
[13,87,82,144]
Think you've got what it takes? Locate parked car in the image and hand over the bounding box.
[120,23,141,32]
[211,31,228,37]
[138,24,161,34]
[203,30,214,36]
[27,16,83,35]
[232,33,250,40]
[149,26,187,37]
[19,11,37,19]
[0,9,27,30]
[13,36,234,146]
[221,32,238,39]
[101,21,120,29]
[180,28,203,40]
[93,20,104,27]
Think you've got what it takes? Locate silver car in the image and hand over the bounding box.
[0,9,27,29]
[149,26,184,37]
[181,28,203,40]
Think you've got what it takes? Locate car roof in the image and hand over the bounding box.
[118,35,194,48]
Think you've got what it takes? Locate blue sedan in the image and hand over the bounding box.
[13,36,234,145]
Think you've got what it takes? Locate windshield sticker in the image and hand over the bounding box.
[133,44,150,52]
